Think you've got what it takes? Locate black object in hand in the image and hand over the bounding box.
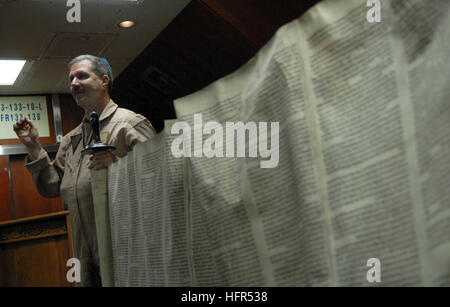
[81,111,116,154]
[90,112,101,143]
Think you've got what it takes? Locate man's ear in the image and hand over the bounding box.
[101,75,110,89]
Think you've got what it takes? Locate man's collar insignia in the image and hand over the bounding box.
[70,134,82,153]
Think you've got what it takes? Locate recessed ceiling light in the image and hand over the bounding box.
[0,60,26,85]
[118,21,136,28]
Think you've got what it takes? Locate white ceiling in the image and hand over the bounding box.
[0,0,190,95]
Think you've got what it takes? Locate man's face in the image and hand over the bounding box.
[69,59,106,110]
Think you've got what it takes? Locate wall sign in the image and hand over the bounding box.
[0,96,53,142]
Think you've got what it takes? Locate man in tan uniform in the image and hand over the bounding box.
[13,55,156,286]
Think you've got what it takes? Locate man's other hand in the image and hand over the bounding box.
[88,151,119,170]
[13,117,40,146]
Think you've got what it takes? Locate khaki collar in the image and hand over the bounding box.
[75,99,118,133]
[99,99,118,122]
[81,99,118,123]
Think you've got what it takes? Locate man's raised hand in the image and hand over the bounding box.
[13,117,42,159]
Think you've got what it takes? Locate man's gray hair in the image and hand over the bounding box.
[68,55,114,95]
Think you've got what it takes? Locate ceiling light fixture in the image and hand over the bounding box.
[118,21,136,28]
[0,60,26,85]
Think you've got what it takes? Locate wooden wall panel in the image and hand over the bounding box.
[59,94,84,135]
[10,155,62,219]
[0,212,74,286]
[0,236,72,286]
[0,156,12,222]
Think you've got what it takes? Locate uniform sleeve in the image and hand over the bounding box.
[25,141,68,198]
